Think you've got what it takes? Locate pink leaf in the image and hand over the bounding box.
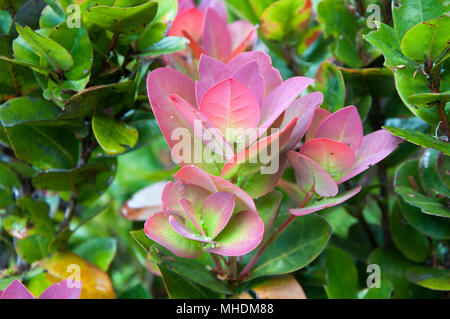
[0,279,34,299]
[39,280,81,299]
[199,79,260,137]
[144,212,203,258]
[282,92,323,151]
[288,151,338,197]
[169,7,204,41]
[314,106,363,150]
[199,0,228,22]
[201,192,235,239]
[227,21,257,62]
[147,68,196,161]
[178,198,206,235]
[290,186,361,216]
[306,108,331,141]
[177,0,195,13]
[259,77,314,132]
[202,8,231,61]
[338,130,402,183]
[227,51,282,97]
[300,138,355,177]
[204,210,264,256]
[232,61,264,107]
[196,55,232,104]
[161,181,210,215]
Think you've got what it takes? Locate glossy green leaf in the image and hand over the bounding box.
[362,280,393,299]
[74,237,117,271]
[419,148,450,197]
[385,126,450,155]
[400,16,450,63]
[137,36,188,57]
[149,245,232,295]
[399,198,450,240]
[248,215,331,280]
[315,61,345,111]
[407,92,450,107]
[92,115,138,155]
[15,24,73,71]
[0,96,60,126]
[16,234,51,263]
[158,266,221,299]
[83,1,157,35]
[49,22,93,80]
[31,163,111,191]
[61,81,134,119]
[394,159,450,218]
[392,0,446,40]
[317,0,362,67]
[390,200,429,262]
[3,214,28,239]
[324,247,359,299]
[405,266,450,291]
[4,125,79,169]
[255,190,282,239]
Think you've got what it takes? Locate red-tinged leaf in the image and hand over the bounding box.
[196,54,232,104]
[232,61,264,107]
[300,138,355,177]
[202,8,231,61]
[201,192,235,239]
[205,210,264,256]
[338,130,403,183]
[227,21,257,62]
[281,92,323,150]
[314,106,363,150]
[288,151,338,197]
[199,79,260,138]
[38,280,81,299]
[0,280,34,299]
[227,51,282,97]
[259,77,313,132]
[144,212,203,258]
[290,186,361,216]
[306,107,331,141]
[168,7,204,40]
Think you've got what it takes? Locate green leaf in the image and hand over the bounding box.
[39,4,64,29]
[394,159,450,218]
[74,237,117,271]
[158,265,221,299]
[407,92,450,107]
[92,115,138,155]
[419,148,450,197]
[399,198,450,240]
[83,1,157,35]
[61,81,134,119]
[16,196,54,237]
[16,234,51,263]
[362,280,393,299]
[136,21,165,52]
[130,229,155,253]
[3,215,28,239]
[384,126,450,155]
[0,162,20,208]
[137,36,188,56]
[324,247,359,299]
[31,163,111,191]
[49,22,93,80]
[364,23,409,68]
[15,24,73,71]
[255,190,282,239]
[149,245,232,295]
[248,215,331,280]
[368,248,416,298]
[400,16,450,63]
[314,61,345,111]
[118,284,151,299]
[317,0,362,67]
[392,0,446,40]
[390,200,429,263]
[5,125,80,169]
[227,0,260,24]
[405,266,450,291]
[0,96,60,126]
[260,0,312,41]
